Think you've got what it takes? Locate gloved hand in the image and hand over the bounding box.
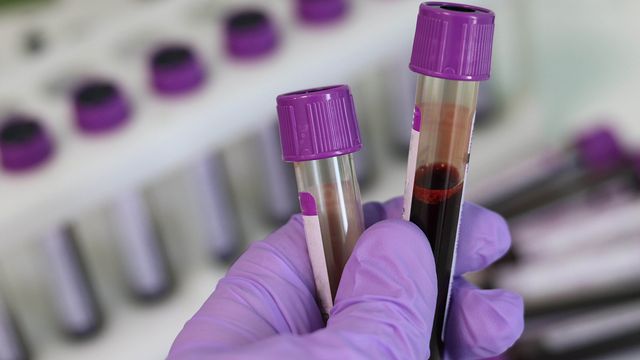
[168,197,523,359]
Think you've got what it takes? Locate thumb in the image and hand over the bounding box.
[329,219,437,359]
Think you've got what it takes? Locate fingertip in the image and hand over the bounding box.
[456,203,512,275]
[363,201,386,228]
[382,197,404,220]
[447,280,524,359]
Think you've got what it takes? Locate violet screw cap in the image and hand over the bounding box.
[410,2,495,81]
[225,9,279,59]
[149,44,206,95]
[574,127,625,173]
[297,0,348,24]
[73,80,130,134]
[0,115,54,172]
[277,85,361,162]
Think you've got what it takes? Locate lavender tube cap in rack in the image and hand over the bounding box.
[0,115,54,171]
[296,0,348,24]
[149,44,206,95]
[73,80,130,133]
[574,127,625,173]
[225,9,279,59]
[277,85,362,162]
[410,2,495,81]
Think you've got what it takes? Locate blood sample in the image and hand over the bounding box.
[72,80,173,301]
[402,3,495,358]
[277,85,365,319]
[149,44,241,261]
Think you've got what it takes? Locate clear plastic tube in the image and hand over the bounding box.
[41,225,102,337]
[277,85,364,319]
[111,190,172,301]
[294,154,364,318]
[403,74,479,354]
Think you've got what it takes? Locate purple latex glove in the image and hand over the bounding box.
[168,197,523,359]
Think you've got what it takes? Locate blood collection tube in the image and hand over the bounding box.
[476,127,628,219]
[150,44,241,261]
[0,291,29,360]
[277,85,365,319]
[402,3,495,358]
[71,79,173,300]
[223,8,298,223]
[0,115,102,337]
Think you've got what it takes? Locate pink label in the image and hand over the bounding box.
[412,106,421,131]
[299,192,333,318]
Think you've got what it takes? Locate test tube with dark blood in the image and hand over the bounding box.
[402,3,495,358]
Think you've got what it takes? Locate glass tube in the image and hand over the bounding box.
[403,74,479,356]
[294,154,364,318]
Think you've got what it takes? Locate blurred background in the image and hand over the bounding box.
[1,0,639,359]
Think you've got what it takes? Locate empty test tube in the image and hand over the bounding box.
[72,80,173,300]
[402,3,495,358]
[277,85,365,319]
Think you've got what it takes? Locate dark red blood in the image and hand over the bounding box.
[410,162,464,357]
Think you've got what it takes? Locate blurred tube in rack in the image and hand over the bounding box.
[494,236,640,318]
[277,85,365,320]
[257,122,298,224]
[0,291,29,360]
[223,8,297,224]
[293,0,376,187]
[474,126,629,219]
[149,44,242,262]
[71,79,173,301]
[190,153,242,262]
[402,3,495,358]
[110,190,173,301]
[0,115,102,336]
[41,226,103,337]
[511,299,640,360]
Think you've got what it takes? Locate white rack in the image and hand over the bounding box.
[0,0,421,249]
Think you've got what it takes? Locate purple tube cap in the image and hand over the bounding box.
[409,2,495,81]
[225,9,279,59]
[574,127,625,173]
[297,0,348,25]
[0,115,54,172]
[72,79,131,134]
[149,44,206,95]
[277,84,362,162]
